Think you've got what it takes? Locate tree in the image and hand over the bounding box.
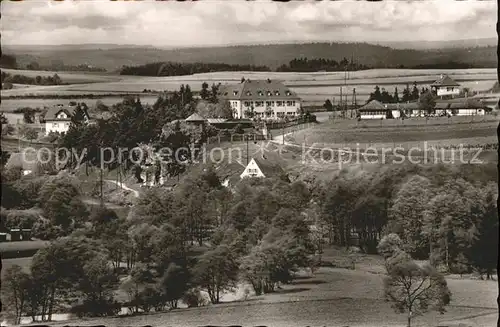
[158,263,190,308]
[411,82,419,100]
[383,257,451,327]
[200,82,210,100]
[393,88,400,103]
[418,91,436,115]
[323,99,333,111]
[193,244,239,304]
[4,265,31,324]
[402,84,411,102]
[25,128,39,144]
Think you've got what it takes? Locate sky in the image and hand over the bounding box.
[1,0,496,47]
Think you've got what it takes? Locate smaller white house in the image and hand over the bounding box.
[44,103,89,135]
[240,156,286,180]
[358,100,388,119]
[430,75,460,98]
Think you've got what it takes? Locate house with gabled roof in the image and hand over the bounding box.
[43,103,89,135]
[430,74,461,98]
[217,79,301,120]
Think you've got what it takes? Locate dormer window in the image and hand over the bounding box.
[275,91,280,96]
[286,91,291,96]
[224,92,228,96]
[246,91,252,96]
[267,91,272,96]
[233,91,238,96]
[258,91,263,96]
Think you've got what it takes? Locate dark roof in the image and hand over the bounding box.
[185,113,207,122]
[358,100,386,111]
[430,74,460,87]
[437,98,486,109]
[44,104,77,121]
[218,79,300,101]
[253,155,286,178]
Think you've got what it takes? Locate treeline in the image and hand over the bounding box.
[367,83,431,103]
[410,61,481,69]
[120,62,271,76]
[1,71,64,87]
[26,60,107,72]
[277,57,369,72]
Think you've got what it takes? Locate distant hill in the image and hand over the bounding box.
[377,37,497,50]
[3,42,496,72]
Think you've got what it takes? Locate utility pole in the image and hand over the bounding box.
[246,135,249,165]
[100,166,104,207]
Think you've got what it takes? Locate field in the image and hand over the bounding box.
[19,247,496,327]
[2,69,498,111]
[287,116,499,149]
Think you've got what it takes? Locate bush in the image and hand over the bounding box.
[182,289,207,308]
[70,298,121,318]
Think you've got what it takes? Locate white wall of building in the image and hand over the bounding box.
[239,100,301,119]
[45,121,71,135]
[240,158,265,179]
[436,87,460,97]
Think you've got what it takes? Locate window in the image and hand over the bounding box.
[266,101,274,107]
[258,91,263,96]
[286,91,291,96]
[255,101,264,107]
[286,101,292,106]
[277,101,283,107]
[267,91,272,96]
[447,87,454,92]
[224,92,228,96]
[53,123,59,127]
[233,91,239,96]
[246,91,252,96]
[274,91,280,96]
[244,101,251,107]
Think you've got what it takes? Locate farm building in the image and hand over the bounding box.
[434,98,487,116]
[430,74,460,98]
[217,79,302,120]
[240,156,285,180]
[358,100,388,119]
[43,103,89,135]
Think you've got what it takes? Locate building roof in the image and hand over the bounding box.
[430,74,460,87]
[434,102,451,109]
[358,100,386,111]
[44,104,77,121]
[253,156,286,178]
[207,118,228,124]
[437,98,486,109]
[185,113,207,122]
[218,79,301,101]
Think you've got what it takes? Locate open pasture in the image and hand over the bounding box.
[288,116,498,149]
[2,69,497,108]
[1,68,122,84]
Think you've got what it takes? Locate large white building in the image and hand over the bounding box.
[430,74,461,98]
[44,104,89,135]
[217,79,301,119]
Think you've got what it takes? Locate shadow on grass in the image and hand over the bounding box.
[273,287,311,294]
[292,279,327,285]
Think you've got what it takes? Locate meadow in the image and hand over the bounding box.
[287,116,499,150]
[2,68,497,110]
[15,252,496,327]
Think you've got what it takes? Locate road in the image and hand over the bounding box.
[105,179,140,198]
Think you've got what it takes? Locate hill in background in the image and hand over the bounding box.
[3,42,496,72]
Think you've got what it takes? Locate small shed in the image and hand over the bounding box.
[10,229,21,241]
[21,229,32,241]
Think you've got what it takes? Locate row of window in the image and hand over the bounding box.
[51,122,70,128]
[243,100,296,107]
[229,90,292,97]
[250,112,297,117]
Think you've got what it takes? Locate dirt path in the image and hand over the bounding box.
[104,180,140,198]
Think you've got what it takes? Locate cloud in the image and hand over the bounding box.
[1,0,496,46]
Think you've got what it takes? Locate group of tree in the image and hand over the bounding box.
[367,83,431,104]
[315,162,498,279]
[1,71,63,87]
[59,82,229,180]
[277,57,369,72]
[120,62,270,76]
[25,60,106,72]
[3,166,317,321]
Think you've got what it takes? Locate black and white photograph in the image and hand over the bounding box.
[0,1,498,326]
